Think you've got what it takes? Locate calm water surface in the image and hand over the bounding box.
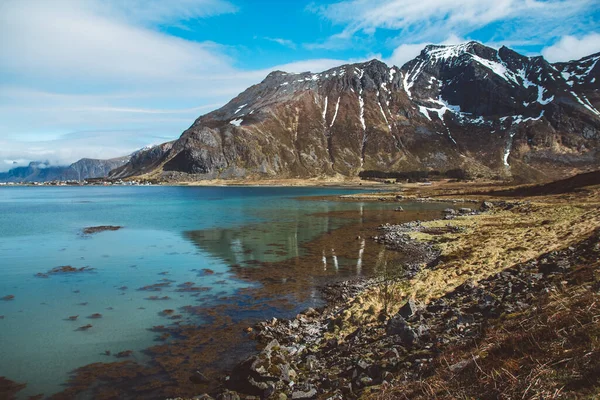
[0,186,445,398]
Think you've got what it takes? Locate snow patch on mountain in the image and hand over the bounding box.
[330,97,340,128]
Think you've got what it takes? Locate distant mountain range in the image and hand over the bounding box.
[108,41,599,182]
[0,157,130,183]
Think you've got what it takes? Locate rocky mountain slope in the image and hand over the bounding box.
[0,157,130,183]
[113,42,600,182]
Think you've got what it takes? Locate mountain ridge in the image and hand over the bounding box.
[102,42,597,182]
[0,156,130,183]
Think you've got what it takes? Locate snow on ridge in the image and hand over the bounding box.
[570,91,600,117]
[234,104,247,115]
[499,111,544,167]
[330,97,340,128]
[500,110,545,125]
[503,131,517,167]
[377,91,391,131]
[322,96,328,121]
[424,42,476,62]
[417,96,493,127]
[230,118,243,127]
[358,89,366,130]
[559,55,599,85]
[537,86,554,105]
[389,68,396,83]
[403,59,426,99]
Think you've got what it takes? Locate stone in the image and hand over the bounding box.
[480,201,494,211]
[227,339,293,396]
[216,391,241,400]
[386,315,418,346]
[443,208,457,215]
[459,208,472,214]
[398,299,422,319]
[292,386,317,399]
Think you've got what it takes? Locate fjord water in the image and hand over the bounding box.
[0,186,444,397]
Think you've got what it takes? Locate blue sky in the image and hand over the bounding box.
[0,0,599,170]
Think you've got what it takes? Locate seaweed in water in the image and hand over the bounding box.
[35,265,96,278]
[146,296,171,301]
[77,324,93,331]
[115,350,133,358]
[82,226,123,235]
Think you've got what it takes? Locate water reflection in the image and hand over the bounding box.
[183,202,448,310]
[42,198,449,399]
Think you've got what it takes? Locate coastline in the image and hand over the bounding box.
[194,176,600,399]
[3,176,599,399]
[28,190,448,399]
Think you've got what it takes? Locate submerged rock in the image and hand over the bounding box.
[82,226,123,235]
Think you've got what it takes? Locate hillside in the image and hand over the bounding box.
[0,157,130,183]
[112,42,600,183]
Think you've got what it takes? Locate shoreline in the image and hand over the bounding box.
[196,178,600,399]
[4,177,599,399]
[31,191,448,399]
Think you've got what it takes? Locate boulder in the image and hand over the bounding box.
[216,391,241,400]
[292,385,317,399]
[480,201,494,211]
[397,299,423,320]
[386,315,418,346]
[227,340,292,396]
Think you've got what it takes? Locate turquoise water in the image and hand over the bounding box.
[0,186,445,398]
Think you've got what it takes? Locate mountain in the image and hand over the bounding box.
[113,42,600,182]
[0,157,130,183]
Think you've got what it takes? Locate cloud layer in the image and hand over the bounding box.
[542,33,600,62]
[0,0,598,171]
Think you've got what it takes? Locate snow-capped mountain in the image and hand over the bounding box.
[113,42,600,182]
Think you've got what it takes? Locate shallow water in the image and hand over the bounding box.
[0,186,447,398]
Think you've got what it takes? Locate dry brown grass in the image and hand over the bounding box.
[333,196,600,336]
[367,275,600,400]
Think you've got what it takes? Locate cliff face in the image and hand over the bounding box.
[115,42,600,182]
[0,157,130,183]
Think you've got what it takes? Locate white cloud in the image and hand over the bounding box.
[263,37,297,49]
[310,0,597,49]
[98,0,238,26]
[0,0,236,85]
[542,33,600,62]
[0,0,371,168]
[269,58,366,74]
[0,130,169,171]
[0,0,266,167]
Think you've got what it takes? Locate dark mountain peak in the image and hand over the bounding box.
[553,51,600,90]
[498,45,530,68]
[265,70,291,79]
[112,43,600,184]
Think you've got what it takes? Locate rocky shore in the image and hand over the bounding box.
[180,198,600,400]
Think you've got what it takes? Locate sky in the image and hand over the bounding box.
[0,0,599,171]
